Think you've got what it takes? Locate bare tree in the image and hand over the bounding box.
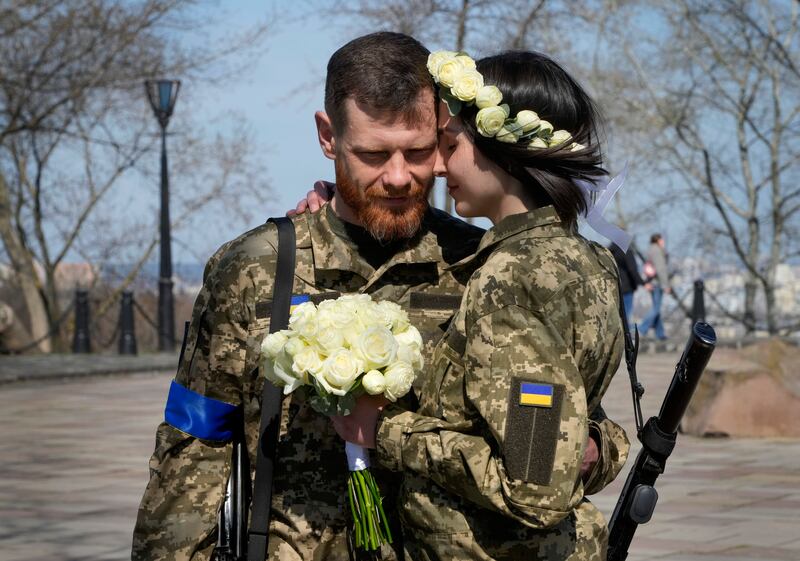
[0,0,271,351]
[614,0,799,334]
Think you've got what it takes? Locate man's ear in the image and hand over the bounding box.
[315,111,337,160]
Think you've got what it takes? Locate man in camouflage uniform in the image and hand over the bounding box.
[132,32,627,561]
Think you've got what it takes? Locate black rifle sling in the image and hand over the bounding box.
[247,217,296,561]
[616,272,645,436]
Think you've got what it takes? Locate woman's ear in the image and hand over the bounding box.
[315,111,337,160]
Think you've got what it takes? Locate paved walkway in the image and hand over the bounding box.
[0,351,798,560]
[0,353,178,385]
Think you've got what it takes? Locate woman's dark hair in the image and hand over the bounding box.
[458,51,606,230]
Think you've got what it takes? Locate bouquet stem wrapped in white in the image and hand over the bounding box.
[260,294,424,552]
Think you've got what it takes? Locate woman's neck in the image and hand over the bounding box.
[489,186,538,225]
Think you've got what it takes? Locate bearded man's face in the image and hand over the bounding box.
[330,91,437,241]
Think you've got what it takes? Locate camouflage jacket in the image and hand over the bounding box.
[132,205,482,561]
[132,204,627,561]
[375,207,630,561]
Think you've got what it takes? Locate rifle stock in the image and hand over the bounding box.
[607,322,716,561]
[215,438,250,561]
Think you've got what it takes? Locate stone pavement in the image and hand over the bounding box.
[0,353,178,385]
[0,351,798,560]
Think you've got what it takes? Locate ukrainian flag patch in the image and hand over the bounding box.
[290,294,310,313]
[519,382,554,408]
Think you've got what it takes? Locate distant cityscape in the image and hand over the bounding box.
[101,258,799,341]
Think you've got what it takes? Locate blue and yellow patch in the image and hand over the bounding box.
[519,382,554,408]
[290,294,310,313]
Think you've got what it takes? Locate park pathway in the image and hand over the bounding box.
[0,351,798,560]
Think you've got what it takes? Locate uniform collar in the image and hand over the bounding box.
[303,204,446,289]
[451,206,566,269]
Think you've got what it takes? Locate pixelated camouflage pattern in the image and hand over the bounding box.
[375,206,630,560]
[132,204,483,561]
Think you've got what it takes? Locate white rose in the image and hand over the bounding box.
[317,349,364,395]
[383,361,416,402]
[397,344,424,370]
[376,301,409,332]
[262,353,303,395]
[317,299,357,330]
[455,54,476,70]
[549,129,572,147]
[354,325,398,370]
[284,336,307,357]
[570,142,586,152]
[537,120,554,137]
[292,345,324,377]
[475,85,502,109]
[437,58,465,88]
[394,325,422,349]
[516,110,540,133]
[288,301,318,339]
[451,69,484,102]
[354,304,384,330]
[260,330,289,359]
[313,322,345,354]
[362,370,386,395]
[496,124,522,143]
[476,105,509,137]
[427,50,458,80]
[337,294,373,314]
[528,137,548,149]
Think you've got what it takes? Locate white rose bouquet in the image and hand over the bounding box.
[259,293,423,552]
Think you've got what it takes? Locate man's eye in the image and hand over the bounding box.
[407,148,434,159]
[359,151,388,162]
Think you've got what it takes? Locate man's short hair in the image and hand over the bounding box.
[324,32,433,133]
[651,233,662,244]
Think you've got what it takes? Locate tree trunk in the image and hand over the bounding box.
[743,277,758,334]
[0,174,51,352]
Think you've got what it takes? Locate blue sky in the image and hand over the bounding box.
[152,1,664,263]
[154,1,502,264]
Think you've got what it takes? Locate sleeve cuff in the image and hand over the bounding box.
[583,418,631,495]
[375,403,412,472]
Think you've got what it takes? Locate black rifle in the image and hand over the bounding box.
[213,217,296,561]
[215,435,250,560]
[607,321,717,561]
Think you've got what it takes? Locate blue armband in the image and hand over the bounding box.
[164,380,240,441]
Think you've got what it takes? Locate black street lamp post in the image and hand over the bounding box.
[145,79,180,352]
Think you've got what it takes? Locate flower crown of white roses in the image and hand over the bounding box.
[427,50,585,151]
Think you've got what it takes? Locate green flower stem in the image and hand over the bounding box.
[360,471,381,550]
[366,471,393,542]
[355,471,377,550]
[354,472,370,548]
[347,468,393,552]
[347,477,362,547]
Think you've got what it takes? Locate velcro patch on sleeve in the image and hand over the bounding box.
[504,378,564,486]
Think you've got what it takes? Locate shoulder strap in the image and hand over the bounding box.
[590,241,645,436]
[247,216,296,561]
[616,273,645,436]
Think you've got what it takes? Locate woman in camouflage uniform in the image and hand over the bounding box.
[333,50,628,560]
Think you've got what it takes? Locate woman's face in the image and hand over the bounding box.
[433,102,509,223]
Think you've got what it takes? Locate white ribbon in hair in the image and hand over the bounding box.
[575,163,632,252]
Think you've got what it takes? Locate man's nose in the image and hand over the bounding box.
[383,153,412,191]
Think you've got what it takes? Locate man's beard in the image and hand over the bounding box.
[334,159,431,242]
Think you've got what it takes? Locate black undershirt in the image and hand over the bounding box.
[325,205,406,270]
